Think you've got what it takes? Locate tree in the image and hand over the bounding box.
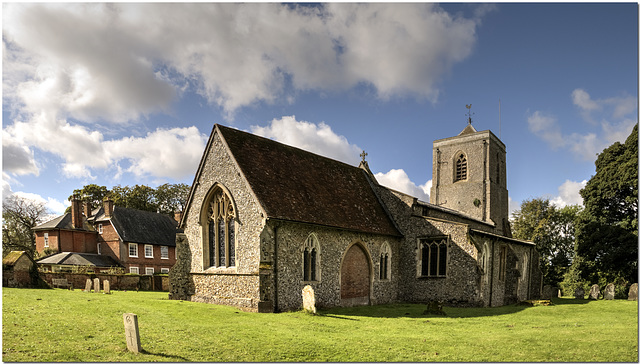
[511,198,581,285]
[573,124,638,284]
[2,195,50,258]
[155,183,190,215]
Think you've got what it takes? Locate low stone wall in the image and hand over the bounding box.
[39,272,169,291]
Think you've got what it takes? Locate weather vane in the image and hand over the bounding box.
[465,104,474,125]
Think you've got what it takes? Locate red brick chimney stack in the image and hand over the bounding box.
[103,197,114,218]
[71,196,82,229]
[83,201,92,219]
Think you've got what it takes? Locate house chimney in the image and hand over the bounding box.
[103,197,114,218]
[71,197,82,229]
[174,211,183,223]
[83,201,92,219]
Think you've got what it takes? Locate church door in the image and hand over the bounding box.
[340,244,371,307]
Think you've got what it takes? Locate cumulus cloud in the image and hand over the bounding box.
[528,89,637,161]
[251,116,362,165]
[550,179,587,208]
[375,169,431,202]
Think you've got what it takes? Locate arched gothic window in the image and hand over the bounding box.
[206,188,236,268]
[379,243,391,280]
[303,234,320,282]
[419,237,448,277]
[455,153,467,182]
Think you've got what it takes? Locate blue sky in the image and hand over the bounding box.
[2,3,638,218]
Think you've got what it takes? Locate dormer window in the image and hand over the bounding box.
[455,153,467,182]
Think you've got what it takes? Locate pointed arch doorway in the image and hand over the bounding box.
[340,243,371,307]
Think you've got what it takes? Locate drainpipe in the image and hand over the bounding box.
[273,223,279,312]
[435,148,440,205]
[489,238,495,307]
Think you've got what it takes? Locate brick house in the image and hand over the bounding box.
[170,123,543,312]
[33,198,179,274]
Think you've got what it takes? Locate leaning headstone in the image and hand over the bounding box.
[628,283,638,301]
[93,278,100,293]
[123,313,142,353]
[302,285,316,314]
[542,285,554,300]
[589,284,600,300]
[604,283,615,300]
[574,287,585,299]
[84,279,92,292]
[557,288,562,298]
[103,280,111,294]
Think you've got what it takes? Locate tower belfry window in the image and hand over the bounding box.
[455,154,467,182]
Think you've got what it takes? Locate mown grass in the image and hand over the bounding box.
[2,288,638,362]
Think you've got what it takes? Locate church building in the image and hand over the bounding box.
[170,122,542,312]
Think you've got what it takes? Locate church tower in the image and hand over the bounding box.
[430,117,510,236]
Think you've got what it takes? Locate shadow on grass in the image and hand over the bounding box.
[140,349,189,361]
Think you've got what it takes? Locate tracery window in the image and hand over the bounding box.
[303,234,320,282]
[455,153,467,182]
[206,188,236,268]
[379,243,391,280]
[419,237,448,277]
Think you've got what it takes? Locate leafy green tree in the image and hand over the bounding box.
[511,198,581,285]
[574,124,638,284]
[109,184,158,212]
[2,195,50,258]
[68,184,109,210]
[155,183,190,215]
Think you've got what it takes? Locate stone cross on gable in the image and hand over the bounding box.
[360,150,368,163]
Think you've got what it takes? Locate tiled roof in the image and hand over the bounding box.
[37,252,121,267]
[2,251,30,266]
[217,124,401,237]
[32,213,95,232]
[109,206,179,246]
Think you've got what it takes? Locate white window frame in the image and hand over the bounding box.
[98,224,103,234]
[160,268,170,274]
[129,266,139,274]
[160,246,169,259]
[145,267,154,275]
[144,244,154,258]
[129,243,138,258]
[44,232,49,248]
[97,242,102,255]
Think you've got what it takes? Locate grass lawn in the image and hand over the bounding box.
[2,288,638,362]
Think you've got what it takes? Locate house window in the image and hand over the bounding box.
[455,153,467,182]
[379,243,391,280]
[129,243,138,258]
[205,188,236,268]
[145,244,153,258]
[161,246,169,259]
[499,246,507,280]
[145,267,154,275]
[44,233,49,248]
[98,224,103,234]
[161,268,170,274]
[97,243,102,255]
[129,266,139,274]
[419,237,448,277]
[303,234,320,282]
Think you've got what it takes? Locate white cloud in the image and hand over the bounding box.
[2,132,39,176]
[529,89,637,161]
[375,169,431,202]
[251,116,362,165]
[550,179,587,208]
[508,197,521,218]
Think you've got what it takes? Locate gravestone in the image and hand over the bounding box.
[574,287,585,299]
[603,283,615,300]
[302,285,316,314]
[542,285,555,300]
[84,279,92,292]
[123,313,142,353]
[588,284,600,300]
[628,283,638,301]
[94,278,100,293]
[103,280,111,294]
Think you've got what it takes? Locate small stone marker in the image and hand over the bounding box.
[94,278,100,293]
[589,284,600,300]
[302,285,316,314]
[604,283,615,300]
[574,287,585,299]
[123,313,142,353]
[542,285,554,300]
[84,279,92,292]
[628,283,638,301]
[103,280,111,294]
